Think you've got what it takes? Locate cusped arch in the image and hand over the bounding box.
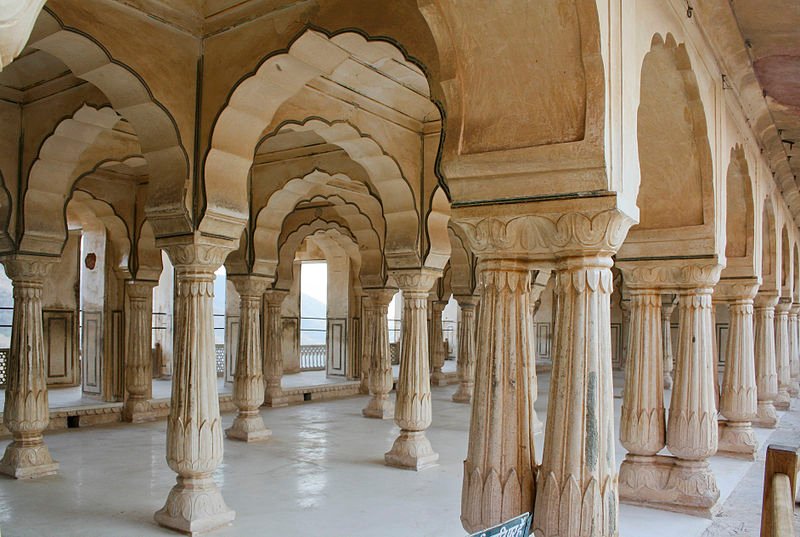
[203,29,434,247]
[725,145,755,261]
[21,104,141,255]
[67,190,131,275]
[136,220,163,281]
[761,195,779,292]
[425,186,451,270]
[635,33,714,234]
[27,8,190,237]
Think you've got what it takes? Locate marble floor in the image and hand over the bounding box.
[0,368,791,537]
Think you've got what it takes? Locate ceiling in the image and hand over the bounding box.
[732,0,800,184]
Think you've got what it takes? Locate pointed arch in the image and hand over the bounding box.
[67,190,131,276]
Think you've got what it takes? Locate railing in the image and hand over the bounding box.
[0,347,6,387]
[761,444,799,537]
[215,344,225,376]
[300,344,326,371]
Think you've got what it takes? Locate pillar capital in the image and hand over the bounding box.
[755,292,780,308]
[228,274,271,298]
[0,254,56,282]
[158,234,235,274]
[617,259,722,290]
[776,298,793,314]
[364,288,396,309]
[454,294,479,309]
[125,279,157,299]
[790,303,800,316]
[390,268,440,296]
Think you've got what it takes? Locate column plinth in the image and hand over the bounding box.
[452,295,478,403]
[123,280,158,423]
[774,300,792,410]
[226,276,271,442]
[429,300,448,386]
[461,261,536,533]
[617,286,667,506]
[665,282,720,516]
[385,269,439,470]
[753,294,779,427]
[661,295,677,390]
[362,289,396,419]
[533,256,618,536]
[789,305,800,396]
[0,256,59,479]
[717,287,758,460]
[263,289,289,408]
[154,241,234,534]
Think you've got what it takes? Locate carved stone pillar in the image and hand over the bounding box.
[226,275,271,442]
[617,286,665,504]
[534,256,618,536]
[263,289,289,408]
[774,300,792,410]
[461,261,536,532]
[362,288,396,419]
[360,297,374,395]
[385,268,439,470]
[154,241,235,534]
[753,293,779,428]
[429,300,448,386]
[790,304,800,396]
[122,280,157,423]
[661,295,677,390]
[665,270,721,515]
[717,284,758,460]
[0,256,58,479]
[452,295,479,404]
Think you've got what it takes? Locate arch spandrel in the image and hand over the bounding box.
[618,33,719,264]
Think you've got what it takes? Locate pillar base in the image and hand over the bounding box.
[122,399,157,423]
[225,414,271,442]
[775,388,791,410]
[154,476,235,535]
[430,369,448,387]
[451,385,473,404]
[753,401,779,428]
[384,430,438,471]
[0,440,59,479]
[362,395,394,419]
[790,382,800,397]
[717,420,757,460]
[619,454,719,518]
[264,390,288,408]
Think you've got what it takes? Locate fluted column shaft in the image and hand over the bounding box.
[155,242,235,533]
[226,276,271,442]
[362,289,396,419]
[753,294,779,427]
[790,305,800,396]
[385,269,439,470]
[774,300,792,409]
[429,300,448,386]
[620,289,665,456]
[263,289,288,407]
[462,261,536,533]
[123,280,157,423]
[661,296,676,390]
[0,256,58,479]
[533,256,617,537]
[452,295,479,404]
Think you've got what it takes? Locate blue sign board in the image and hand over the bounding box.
[468,512,532,537]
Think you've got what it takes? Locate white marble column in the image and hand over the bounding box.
[774,300,792,409]
[661,295,677,390]
[154,242,235,534]
[618,288,666,502]
[263,289,289,407]
[753,293,779,428]
[790,304,800,396]
[226,275,271,442]
[359,297,374,395]
[666,280,720,513]
[452,295,478,404]
[122,280,157,423]
[0,256,58,479]
[362,288,396,419]
[429,299,448,386]
[461,261,536,533]
[385,268,439,470]
[717,286,758,459]
[534,256,617,537]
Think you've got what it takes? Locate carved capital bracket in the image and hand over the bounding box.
[390,268,441,296]
[0,254,57,283]
[228,274,272,298]
[617,259,723,290]
[158,234,237,274]
[714,278,760,302]
[453,205,634,262]
[125,279,158,300]
[364,288,397,309]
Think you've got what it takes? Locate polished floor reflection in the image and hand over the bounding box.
[0,371,790,536]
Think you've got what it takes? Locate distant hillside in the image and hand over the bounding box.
[300,293,326,345]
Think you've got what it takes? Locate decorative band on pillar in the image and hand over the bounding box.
[461,260,535,533]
